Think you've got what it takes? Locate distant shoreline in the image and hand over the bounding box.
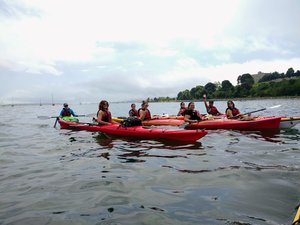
[149,96,300,103]
[1,96,300,107]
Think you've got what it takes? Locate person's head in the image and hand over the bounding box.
[131,103,136,109]
[63,103,69,108]
[227,100,235,109]
[141,100,149,109]
[180,102,185,108]
[188,102,195,110]
[209,100,214,107]
[99,100,109,111]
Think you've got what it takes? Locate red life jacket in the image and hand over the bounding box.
[61,108,71,117]
[226,108,240,116]
[97,110,112,123]
[232,108,240,116]
[129,109,139,117]
[138,108,151,120]
[103,111,112,123]
[207,106,219,116]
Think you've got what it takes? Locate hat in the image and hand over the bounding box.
[63,103,68,107]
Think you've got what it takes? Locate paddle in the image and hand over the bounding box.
[37,113,95,120]
[53,117,59,128]
[233,105,281,118]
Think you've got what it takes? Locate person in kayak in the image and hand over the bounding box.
[138,100,152,121]
[177,102,186,116]
[226,100,254,120]
[184,102,204,123]
[59,103,78,117]
[96,100,117,125]
[129,103,139,117]
[225,100,248,120]
[203,95,221,116]
[226,100,241,119]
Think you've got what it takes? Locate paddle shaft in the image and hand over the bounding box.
[233,105,281,118]
[238,108,266,117]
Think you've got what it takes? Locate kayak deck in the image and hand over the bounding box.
[185,116,282,130]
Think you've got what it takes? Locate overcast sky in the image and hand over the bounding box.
[0,0,300,104]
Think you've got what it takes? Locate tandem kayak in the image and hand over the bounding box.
[185,116,282,130]
[58,119,208,142]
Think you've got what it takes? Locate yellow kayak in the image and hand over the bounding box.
[112,117,124,123]
[293,205,300,225]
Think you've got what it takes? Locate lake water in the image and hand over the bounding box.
[0,99,299,225]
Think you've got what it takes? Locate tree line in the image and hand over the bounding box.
[149,67,300,101]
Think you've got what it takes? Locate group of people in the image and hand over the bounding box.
[59,100,153,125]
[60,96,243,126]
[177,95,242,122]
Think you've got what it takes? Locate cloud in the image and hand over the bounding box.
[0,0,300,104]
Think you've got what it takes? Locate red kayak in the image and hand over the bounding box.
[58,119,207,142]
[185,116,281,130]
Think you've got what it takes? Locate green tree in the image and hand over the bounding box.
[204,82,217,97]
[240,73,254,86]
[221,80,234,92]
[177,89,191,100]
[286,67,295,78]
[190,85,205,99]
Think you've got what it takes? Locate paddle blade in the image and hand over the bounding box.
[84,113,96,117]
[54,118,58,128]
[37,116,57,119]
[269,105,281,109]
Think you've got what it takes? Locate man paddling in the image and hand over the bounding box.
[59,103,78,117]
[59,103,79,122]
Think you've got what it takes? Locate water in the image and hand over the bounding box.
[0,99,299,225]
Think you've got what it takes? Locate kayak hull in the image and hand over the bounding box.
[279,117,300,129]
[58,119,207,142]
[185,116,282,130]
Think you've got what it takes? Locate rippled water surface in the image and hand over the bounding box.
[0,99,300,225]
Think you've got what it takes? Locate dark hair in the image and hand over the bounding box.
[99,100,109,111]
[63,103,68,107]
[141,100,148,107]
[209,100,214,104]
[180,102,185,106]
[188,102,194,109]
[227,100,235,108]
[131,103,136,107]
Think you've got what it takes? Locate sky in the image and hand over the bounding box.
[0,0,300,104]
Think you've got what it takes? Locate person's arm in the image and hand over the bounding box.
[70,109,78,117]
[97,111,110,125]
[59,109,64,117]
[184,114,198,123]
[226,109,234,119]
[203,97,209,110]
